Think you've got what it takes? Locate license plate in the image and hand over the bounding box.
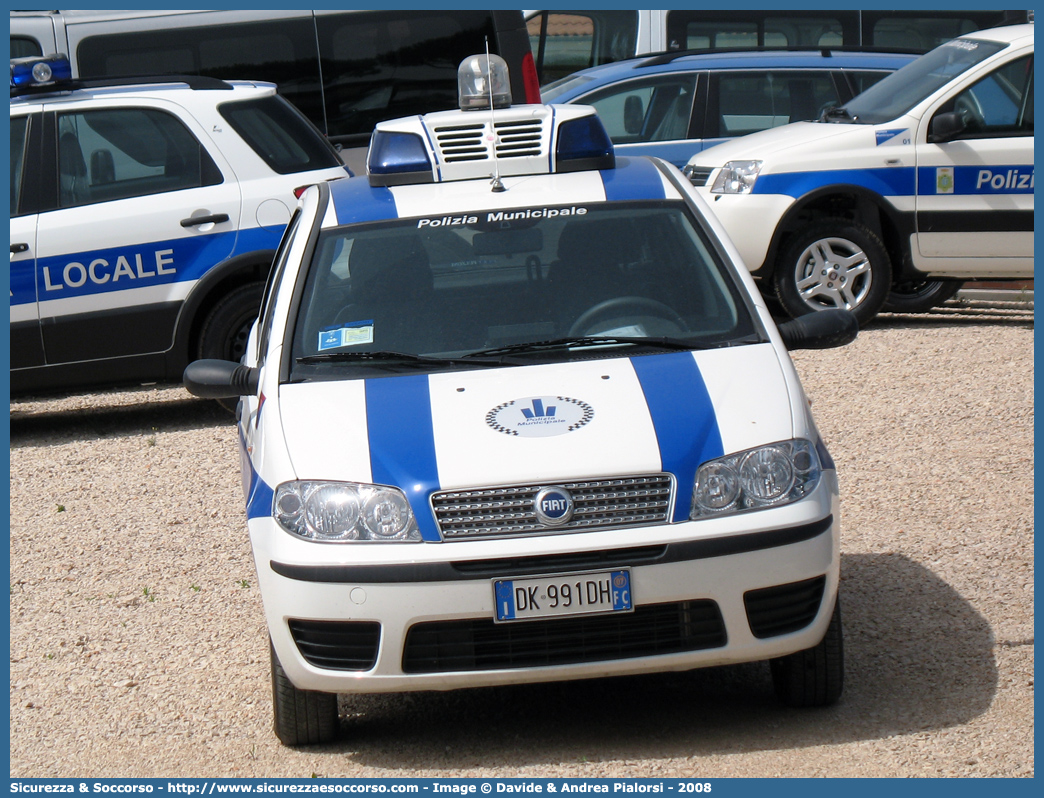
[493,569,632,622]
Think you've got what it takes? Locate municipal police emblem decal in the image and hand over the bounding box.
[936,167,955,194]
[486,396,594,438]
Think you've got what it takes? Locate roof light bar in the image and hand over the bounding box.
[365,55,615,187]
[367,131,434,187]
[11,53,72,91]
[555,115,615,173]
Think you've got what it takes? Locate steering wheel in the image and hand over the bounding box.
[954,92,985,130]
[568,296,688,337]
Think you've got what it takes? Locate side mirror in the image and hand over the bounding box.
[777,308,858,351]
[928,111,966,143]
[183,359,259,399]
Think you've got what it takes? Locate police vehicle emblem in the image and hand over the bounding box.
[533,487,575,526]
[936,167,955,195]
[486,396,593,438]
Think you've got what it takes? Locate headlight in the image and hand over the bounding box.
[710,160,762,194]
[274,481,421,542]
[691,440,821,518]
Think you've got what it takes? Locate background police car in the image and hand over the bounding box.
[10,59,349,395]
[683,24,1033,322]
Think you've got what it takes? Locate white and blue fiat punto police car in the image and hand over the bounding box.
[185,55,859,746]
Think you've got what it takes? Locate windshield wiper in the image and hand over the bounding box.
[461,336,707,359]
[296,350,504,367]
[818,105,855,123]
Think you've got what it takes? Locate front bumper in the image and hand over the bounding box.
[253,479,840,694]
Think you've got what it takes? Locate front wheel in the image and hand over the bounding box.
[775,220,891,327]
[271,641,339,746]
[770,596,844,708]
[883,279,963,313]
[196,282,264,363]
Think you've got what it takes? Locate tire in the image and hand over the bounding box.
[271,641,339,746]
[196,282,265,363]
[770,595,844,708]
[883,279,963,313]
[775,220,891,327]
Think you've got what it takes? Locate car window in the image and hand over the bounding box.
[869,16,981,51]
[290,202,757,375]
[844,37,1007,124]
[843,70,896,96]
[218,96,342,175]
[713,71,841,137]
[580,75,697,143]
[674,14,846,49]
[10,116,29,214]
[55,107,222,209]
[541,73,595,103]
[937,54,1033,137]
[315,11,500,140]
[527,11,638,84]
[10,36,43,59]
[75,18,326,131]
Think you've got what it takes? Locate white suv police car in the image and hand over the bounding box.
[10,54,349,395]
[684,24,1033,323]
[185,55,858,746]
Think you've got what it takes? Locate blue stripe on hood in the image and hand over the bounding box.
[600,157,667,201]
[365,375,442,541]
[331,178,400,225]
[631,352,724,522]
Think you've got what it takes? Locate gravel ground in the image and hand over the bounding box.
[9,298,1034,778]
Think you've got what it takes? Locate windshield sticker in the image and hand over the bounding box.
[486,396,594,438]
[875,129,910,147]
[318,320,374,351]
[599,324,646,337]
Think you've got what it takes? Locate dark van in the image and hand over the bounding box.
[10,9,540,172]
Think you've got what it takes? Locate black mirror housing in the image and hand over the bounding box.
[777,308,858,351]
[929,111,966,143]
[183,359,259,399]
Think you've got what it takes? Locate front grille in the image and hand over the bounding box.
[431,475,673,540]
[402,600,726,673]
[288,619,381,671]
[685,166,714,187]
[744,576,826,639]
[433,118,548,163]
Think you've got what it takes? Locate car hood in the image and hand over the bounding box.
[687,120,878,168]
[277,346,801,527]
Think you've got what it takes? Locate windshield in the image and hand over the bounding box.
[841,37,1006,124]
[290,201,761,379]
[541,74,595,102]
